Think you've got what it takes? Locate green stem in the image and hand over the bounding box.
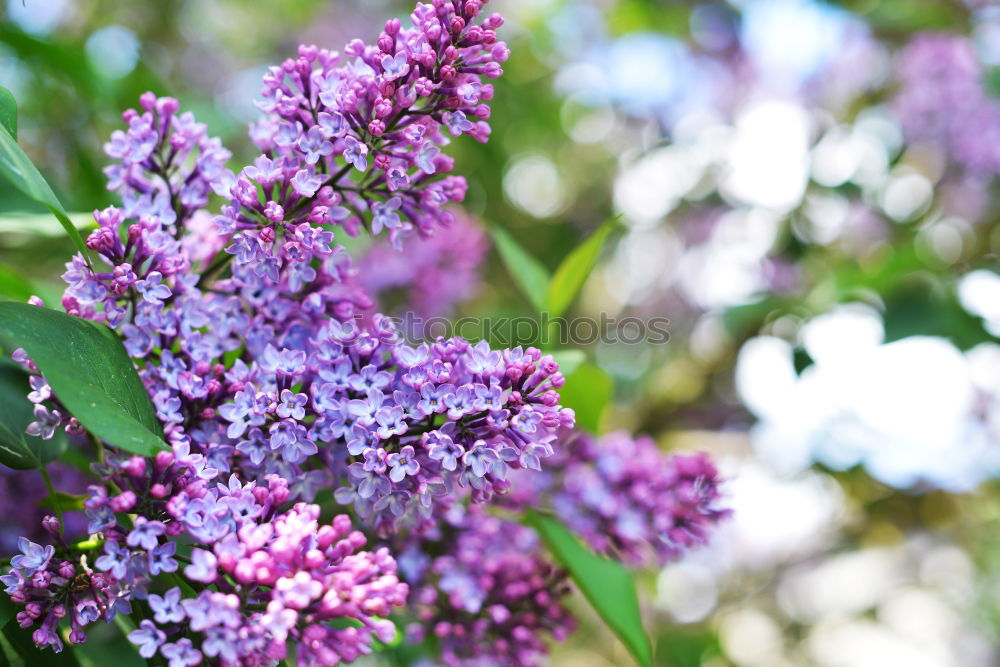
[196,251,234,288]
[38,466,62,529]
[89,432,105,465]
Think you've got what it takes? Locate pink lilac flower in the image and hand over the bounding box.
[7,453,408,664]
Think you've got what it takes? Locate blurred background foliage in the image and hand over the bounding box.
[3,0,1000,664]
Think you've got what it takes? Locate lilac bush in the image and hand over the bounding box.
[0,1,727,665]
[894,33,1000,176]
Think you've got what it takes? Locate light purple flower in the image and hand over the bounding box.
[95,541,130,580]
[135,271,172,305]
[161,638,202,667]
[185,548,218,583]
[10,537,54,575]
[149,541,178,575]
[297,126,334,165]
[343,136,368,171]
[148,587,186,624]
[380,52,410,81]
[424,431,464,471]
[463,441,500,478]
[25,405,61,440]
[387,445,420,482]
[126,516,166,550]
[128,619,166,659]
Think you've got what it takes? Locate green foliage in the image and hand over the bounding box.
[527,511,652,667]
[0,359,66,469]
[547,218,618,319]
[72,623,144,667]
[550,349,586,375]
[37,491,87,512]
[0,302,165,457]
[491,226,551,313]
[492,219,619,320]
[0,597,15,632]
[0,97,90,263]
[0,87,16,141]
[0,262,38,303]
[557,362,614,433]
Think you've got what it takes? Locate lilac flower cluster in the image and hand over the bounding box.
[57,77,571,534]
[103,92,234,226]
[894,33,1000,176]
[507,431,730,568]
[2,526,128,653]
[0,3,734,664]
[5,449,407,663]
[396,505,575,666]
[355,210,488,318]
[63,181,573,527]
[240,0,508,249]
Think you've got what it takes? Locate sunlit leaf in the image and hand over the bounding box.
[0,86,16,140]
[550,349,586,376]
[0,107,90,263]
[37,491,86,512]
[490,226,550,313]
[547,217,618,319]
[527,511,652,667]
[557,362,613,433]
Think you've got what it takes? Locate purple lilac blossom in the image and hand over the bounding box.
[894,33,1000,176]
[395,504,575,666]
[5,455,407,664]
[59,95,574,530]
[355,210,488,318]
[506,430,731,568]
[1,3,731,663]
[241,0,508,247]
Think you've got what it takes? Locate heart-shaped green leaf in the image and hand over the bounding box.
[0,302,165,457]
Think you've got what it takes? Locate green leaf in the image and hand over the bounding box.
[546,217,618,319]
[0,110,90,263]
[527,511,652,667]
[557,362,613,433]
[37,491,86,512]
[549,349,586,376]
[0,360,66,469]
[0,87,16,141]
[0,596,15,631]
[0,302,165,457]
[0,263,37,303]
[72,623,143,667]
[490,226,550,313]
